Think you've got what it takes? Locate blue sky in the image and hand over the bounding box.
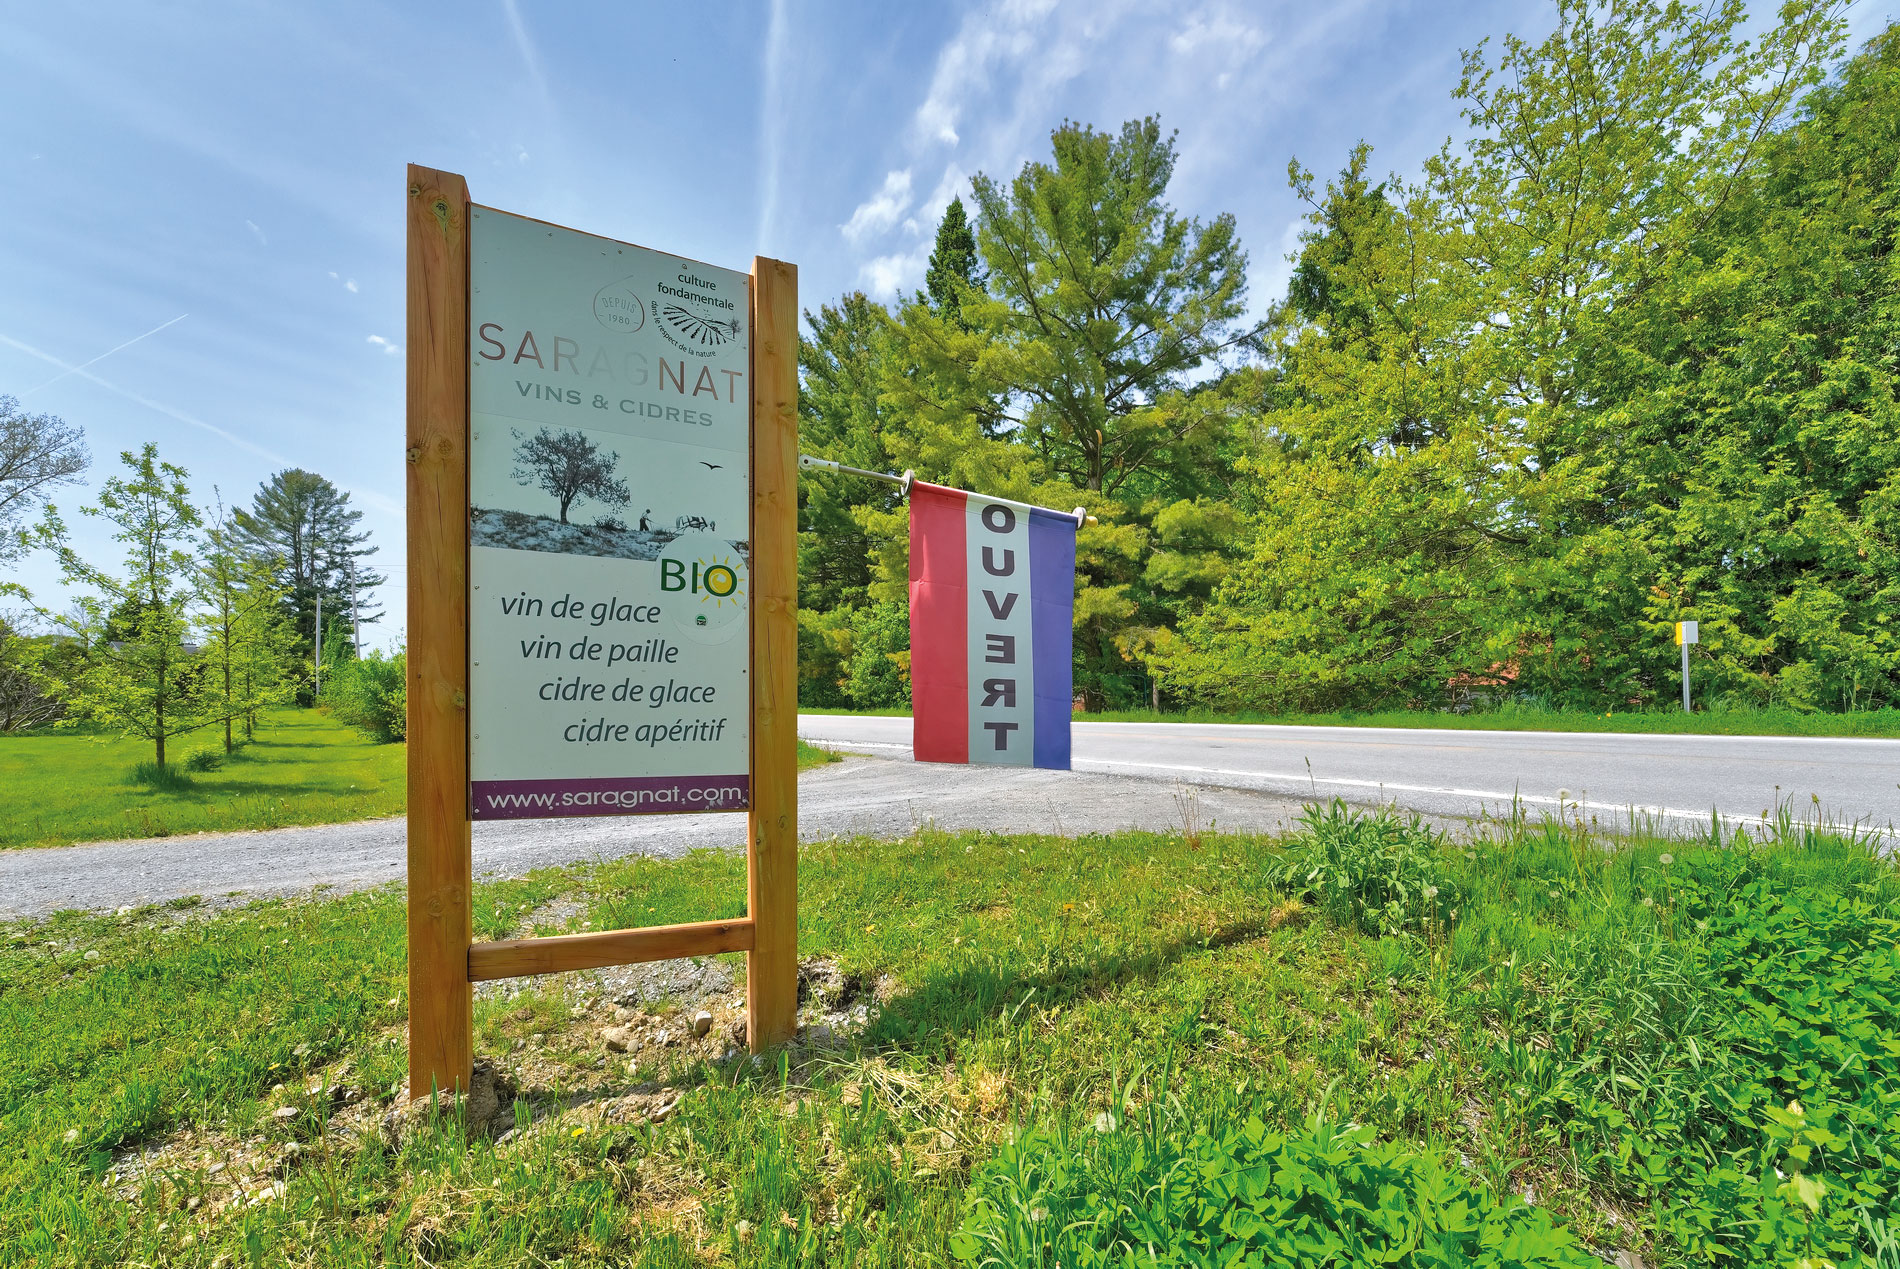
[5,1,1889,644]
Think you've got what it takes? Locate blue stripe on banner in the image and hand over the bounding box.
[1027,507,1077,770]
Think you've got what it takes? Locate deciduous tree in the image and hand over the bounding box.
[37,444,208,766]
[0,395,87,570]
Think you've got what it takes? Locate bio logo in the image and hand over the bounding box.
[658,533,747,643]
[661,557,740,600]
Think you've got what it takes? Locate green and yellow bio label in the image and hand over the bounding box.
[659,533,747,642]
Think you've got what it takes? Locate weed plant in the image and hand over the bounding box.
[2,800,1895,1266]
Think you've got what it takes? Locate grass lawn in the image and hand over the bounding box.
[0,717,838,851]
[0,709,406,850]
[801,702,1900,738]
[5,803,1895,1266]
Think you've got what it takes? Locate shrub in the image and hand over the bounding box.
[131,762,193,791]
[181,746,224,773]
[953,1097,1593,1267]
[320,650,407,743]
[1282,799,1460,935]
[844,601,911,709]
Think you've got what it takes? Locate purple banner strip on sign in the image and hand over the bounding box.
[470,774,751,821]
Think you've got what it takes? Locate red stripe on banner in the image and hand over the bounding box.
[909,482,968,763]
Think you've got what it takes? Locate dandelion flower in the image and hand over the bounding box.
[1659,853,1674,866]
[1549,889,1561,900]
[63,1128,79,1144]
[1641,896,1654,907]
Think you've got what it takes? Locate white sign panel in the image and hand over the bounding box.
[467,208,750,819]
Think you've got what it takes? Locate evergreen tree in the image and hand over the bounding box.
[923,196,982,325]
[881,117,1258,707]
[232,469,385,656]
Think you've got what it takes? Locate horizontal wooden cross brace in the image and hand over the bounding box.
[467,917,756,982]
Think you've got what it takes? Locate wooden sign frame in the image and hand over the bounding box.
[404,164,799,1096]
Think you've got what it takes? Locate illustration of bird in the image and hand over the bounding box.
[699,462,723,470]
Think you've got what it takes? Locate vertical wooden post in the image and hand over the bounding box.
[406,164,473,1096]
[746,256,799,1052]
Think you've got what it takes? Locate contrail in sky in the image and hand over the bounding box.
[0,331,287,465]
[19,313,189,396]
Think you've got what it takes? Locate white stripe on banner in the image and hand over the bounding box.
[964,497,1035,765]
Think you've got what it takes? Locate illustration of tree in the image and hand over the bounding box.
[510,427,630,523]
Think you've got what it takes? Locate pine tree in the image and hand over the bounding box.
[232,469,385,656]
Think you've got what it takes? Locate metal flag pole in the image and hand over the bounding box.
[798,453,1094,525]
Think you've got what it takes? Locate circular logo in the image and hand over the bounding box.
[651,273,743,359]
[657,531,747,644]
[593,277,647,334]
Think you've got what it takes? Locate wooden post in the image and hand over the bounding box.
[746,256,799,1052]
[405,164,473,1097]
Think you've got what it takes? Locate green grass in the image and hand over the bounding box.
[801,702,1900,738]
[5,802,1895,1266]
[0,717,838,851]
[795,738,842,771]
[0,709,407,849]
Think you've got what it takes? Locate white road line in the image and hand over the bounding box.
[801,733,1884,836]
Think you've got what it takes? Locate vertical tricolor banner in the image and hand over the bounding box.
[909,482,1079,769]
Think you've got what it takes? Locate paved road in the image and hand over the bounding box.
[0,755,1335,920]
[798,714,1900,838]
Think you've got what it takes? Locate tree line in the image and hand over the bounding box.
[798,0,1898,716]
[1,408,395,763]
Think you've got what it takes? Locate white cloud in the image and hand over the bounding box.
[756,0,790,253]
[859,242,932,301]
[1170,5,1268,91]
[367,334,402,356]
[911,0,1059,148]
[329,271,359,293]
[840,169,913,243]
[1169,6,1266,58]
[244,218,267,246]
[500,0,549,105]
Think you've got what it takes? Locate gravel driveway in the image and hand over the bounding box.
[0,753,1340,920]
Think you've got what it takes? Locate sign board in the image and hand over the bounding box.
[405,166,801,1098]
[1676,620,1699,646]
[467,208,753,819]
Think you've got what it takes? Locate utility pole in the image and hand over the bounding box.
[315,592,323,697]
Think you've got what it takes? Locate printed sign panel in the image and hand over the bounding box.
[467,207,750,819]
